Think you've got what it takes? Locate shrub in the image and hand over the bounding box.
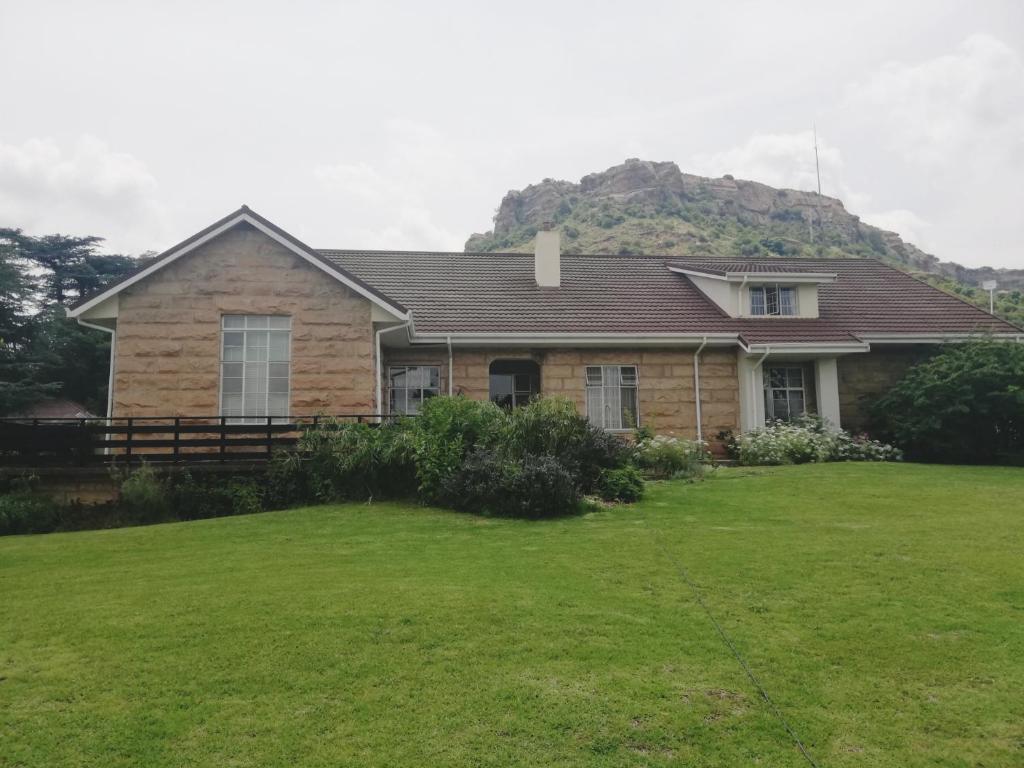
[412,397,503,501]
[0,492,60,535]
[441,448,581,519]
[498,397,629,493]
[297,419,418,502]
[735,417,901,466]
[596,466,645,502]
[634,435,709,479]
[118,463,171,521]
[870,341,1024,463]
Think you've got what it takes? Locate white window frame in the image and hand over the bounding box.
[585,364,640,431]
[219,315,292,424]
[388,364,441,415]
[763,365,807,422]
[749,284,798,316]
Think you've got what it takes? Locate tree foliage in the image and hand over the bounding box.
[0,228,141,415]
[870,341,1024,464]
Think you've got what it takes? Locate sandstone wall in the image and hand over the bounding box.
[838,346,936,431]
[383,346,740,440]
[113,223,375,417]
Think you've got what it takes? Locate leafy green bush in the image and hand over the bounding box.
[870,341,1024,463]
[295,419,418,502]
[412,397,503,502]
[167,472,265,520]
[0,492,61,535]
[119,463,171,521]
[735,417,901,466]
[441,448,581,519]
[596,466,645,502]
[634,435,709,479]
[498,397,629,494]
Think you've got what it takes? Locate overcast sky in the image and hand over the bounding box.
[1,1,1022,268]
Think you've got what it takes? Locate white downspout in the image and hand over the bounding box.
[447,335,454,396]
[693,336,708,442]
[76,319,116,419]
[375,320,411,420]
[76,318,115,456]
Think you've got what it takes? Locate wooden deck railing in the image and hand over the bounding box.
[0,415,395,466]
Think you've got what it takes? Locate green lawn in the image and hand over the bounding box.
[2,464,1023,767]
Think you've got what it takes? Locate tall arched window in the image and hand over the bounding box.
[489,359,540,409]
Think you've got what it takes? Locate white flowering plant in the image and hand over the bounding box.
[735,416,902,466]
[633,433,711,479]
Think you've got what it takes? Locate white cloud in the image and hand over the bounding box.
[313,120,471,251]
[0,135,168,254]
[843,34,1024,167]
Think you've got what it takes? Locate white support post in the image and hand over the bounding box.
[815,357,841,431]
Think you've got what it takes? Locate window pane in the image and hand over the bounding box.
[268,332,289,362]
[586,387,603,426]
[244,393,265,416]
[221,393,243,415]
[772,396,790,421]
[407,388,424,415]
[223,315,245,329]
[603,379,622,430]
[426,366,440,390]
[620,386,638,428]
[389,387,402,414]
[245,364,267,393]
[222,362,243,379]
[222,377,243,394]
[269,377,289,394]
[269,362,289,379]
[787,367,804,388]
[390,367,407,389]
[788,391,805,418]
[585,366,603,386]
[769,368,786,388]
[766,286,779,315]
[245,316,269,329]
[779,287,796,315]
[267,393,289,416]
[223,331,244,348]
[750,287,765,315]
[268,316,291,330]
[620,366,638,385]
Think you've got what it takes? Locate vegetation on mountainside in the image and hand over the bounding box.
[467,161,1024,326]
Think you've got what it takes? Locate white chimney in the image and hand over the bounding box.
[534,226,560,287]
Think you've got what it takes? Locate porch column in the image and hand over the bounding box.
[815,357,841,430]
[737,351,767,432]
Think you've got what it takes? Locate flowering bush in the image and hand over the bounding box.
[735,417,901,466]
[633,434,710,479]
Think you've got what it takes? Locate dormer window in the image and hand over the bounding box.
[750,285,797,316]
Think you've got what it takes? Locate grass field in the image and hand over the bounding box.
[2,463,1023,767]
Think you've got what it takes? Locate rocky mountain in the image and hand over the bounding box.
[466,159,1023,324]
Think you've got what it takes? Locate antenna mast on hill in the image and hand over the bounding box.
[813,124,824,243]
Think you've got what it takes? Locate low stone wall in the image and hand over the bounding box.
[838,345,936,432]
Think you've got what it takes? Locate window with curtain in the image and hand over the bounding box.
[389,365,441,414]
[749,285,797,316]
[763,365,806,422]
[220,315,291,423]
[585,365,639,430]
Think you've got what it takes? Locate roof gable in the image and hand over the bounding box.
[68,206,408,320]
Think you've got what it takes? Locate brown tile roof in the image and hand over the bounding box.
[322,250,1021,343]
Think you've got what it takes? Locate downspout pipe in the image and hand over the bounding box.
[693,336,708,442]
[75,318,116,456]
[76,319,116,420]
[447,335,454,396]
[375,320,412,421]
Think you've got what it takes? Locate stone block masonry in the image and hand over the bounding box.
[112,224,376,417]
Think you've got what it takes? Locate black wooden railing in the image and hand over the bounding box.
[0,415,397,466]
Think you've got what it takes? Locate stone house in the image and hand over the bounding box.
[68,207,1023,446]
